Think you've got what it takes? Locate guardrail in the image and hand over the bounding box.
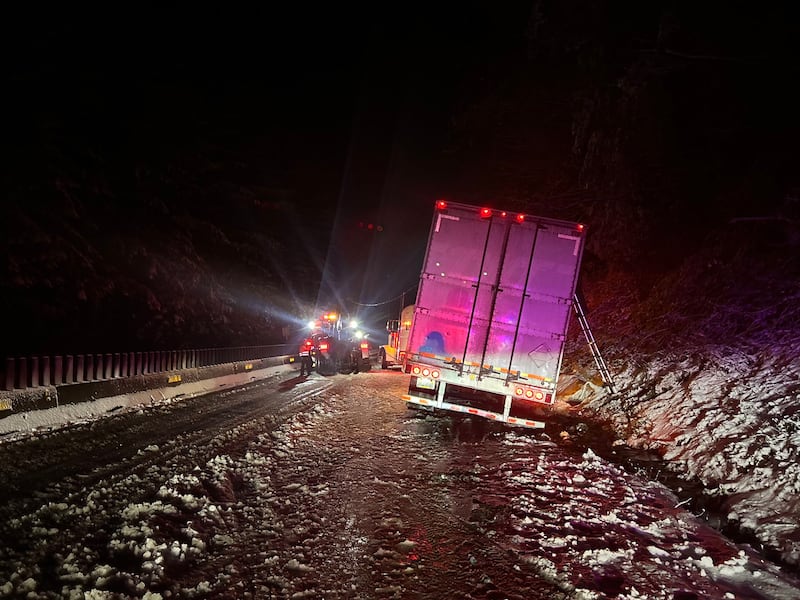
[3,345,295,392]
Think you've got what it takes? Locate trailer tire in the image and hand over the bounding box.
[379,349,388,369]
[338,359,355,375]
[316,356,336,376]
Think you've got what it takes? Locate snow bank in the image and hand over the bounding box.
[573,345,800,567]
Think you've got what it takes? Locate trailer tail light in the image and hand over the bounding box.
[360,342,369,350]
[577,223,585,232]
[516,213,525,223]
[436,200,448,210]
[514,386,552,404]
[410,364,440,378]
[318,342,329,352]
[480,207,492,218]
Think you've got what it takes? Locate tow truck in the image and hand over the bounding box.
[306,311,372,375]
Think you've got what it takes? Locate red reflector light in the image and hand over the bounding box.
[516,214,525,222]
[412,366,421,375]
[436,200,448,210]
[480,207,492,218]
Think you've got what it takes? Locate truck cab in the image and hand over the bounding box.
[378,304,414,369]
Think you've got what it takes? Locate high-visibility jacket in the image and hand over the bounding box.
[299,339,314,357]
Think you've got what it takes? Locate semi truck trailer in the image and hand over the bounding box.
[402,200,586,429]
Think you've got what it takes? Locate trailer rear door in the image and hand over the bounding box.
[495,223,584,385]
[409,205,584,386]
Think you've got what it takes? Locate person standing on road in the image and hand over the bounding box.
[299,338,314,376]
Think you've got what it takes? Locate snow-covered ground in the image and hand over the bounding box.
[567,343,800,572]
[2,371,799,598]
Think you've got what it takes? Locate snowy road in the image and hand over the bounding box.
[1,371,799,599]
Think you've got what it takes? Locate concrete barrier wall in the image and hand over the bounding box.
[0,355,299,435]
[0,351,299,425]
[2,345,294,391]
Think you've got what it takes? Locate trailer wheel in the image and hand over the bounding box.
[316,356,336,376]
[379,349,388,369]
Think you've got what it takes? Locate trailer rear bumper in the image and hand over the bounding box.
[402,393,545,429]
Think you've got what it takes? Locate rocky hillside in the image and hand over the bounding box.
[4,72,344,356]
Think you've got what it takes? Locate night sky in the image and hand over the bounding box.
[4,2,800,355]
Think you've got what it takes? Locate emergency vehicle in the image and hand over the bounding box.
[306,311,371,375]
